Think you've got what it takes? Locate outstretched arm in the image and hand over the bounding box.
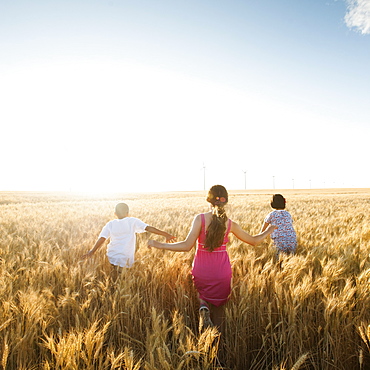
[231,221,275,246]
[81,236,106,260]
[148,214,201,252]
[145,226,176,242]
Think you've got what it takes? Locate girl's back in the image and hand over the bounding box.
[191,213,232,307]
[265,209,296,254]
[265,210,295,239]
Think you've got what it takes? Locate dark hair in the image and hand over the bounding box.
[204,185,228,251]
[271,194,286,209]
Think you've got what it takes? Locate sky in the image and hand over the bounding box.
[1,0,370,193]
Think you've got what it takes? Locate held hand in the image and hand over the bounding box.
[80,250,93,260]
[165,233,176,243]
[148,240,156,249]
[267,224,277,233]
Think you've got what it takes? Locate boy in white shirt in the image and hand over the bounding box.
[82,203,175,267]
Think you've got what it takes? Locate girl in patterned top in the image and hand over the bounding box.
[261,194,297,256]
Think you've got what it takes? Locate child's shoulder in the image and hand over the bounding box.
[266,210,283,219]
[264,210,275,221]
[119,216,142,222]
[127,217,148,227]
[112,217,139,224]
[128,216,145,222]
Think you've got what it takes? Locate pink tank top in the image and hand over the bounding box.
[197,213,232,252]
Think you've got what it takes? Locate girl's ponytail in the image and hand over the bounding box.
[204,185,228,251]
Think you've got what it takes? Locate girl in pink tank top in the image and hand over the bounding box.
[148,185,276,334]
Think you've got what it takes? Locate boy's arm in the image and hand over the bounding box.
[145,226,176,242]
[81,237,106,260]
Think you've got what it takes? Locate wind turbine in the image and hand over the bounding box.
[242,170,247,190]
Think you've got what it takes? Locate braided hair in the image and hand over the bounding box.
[204,185,229,251]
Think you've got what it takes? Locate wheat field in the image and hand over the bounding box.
[0,189,369,370]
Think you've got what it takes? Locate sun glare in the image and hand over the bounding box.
[2,59,369,192]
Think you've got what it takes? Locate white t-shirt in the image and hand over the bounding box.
[99,217,148,267]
